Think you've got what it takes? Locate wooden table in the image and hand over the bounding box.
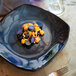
[0,0,76,76]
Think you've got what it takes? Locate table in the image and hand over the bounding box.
[0,0,76,76]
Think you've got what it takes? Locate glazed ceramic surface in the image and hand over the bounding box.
[0,4,69,70]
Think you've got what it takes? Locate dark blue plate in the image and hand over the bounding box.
[0,4,70,70]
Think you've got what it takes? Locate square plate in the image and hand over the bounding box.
[0,4,70,70]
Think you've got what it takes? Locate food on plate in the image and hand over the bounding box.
[17,22,44,46]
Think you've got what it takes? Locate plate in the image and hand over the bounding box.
[0,4,70,70]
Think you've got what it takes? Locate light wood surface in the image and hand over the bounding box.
[0,0,76,76]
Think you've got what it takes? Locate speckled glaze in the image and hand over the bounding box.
[0,4,70,70]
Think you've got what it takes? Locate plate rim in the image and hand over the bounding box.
[0,4,70,70]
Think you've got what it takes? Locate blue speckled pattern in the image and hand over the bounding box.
[0,43,63,70]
